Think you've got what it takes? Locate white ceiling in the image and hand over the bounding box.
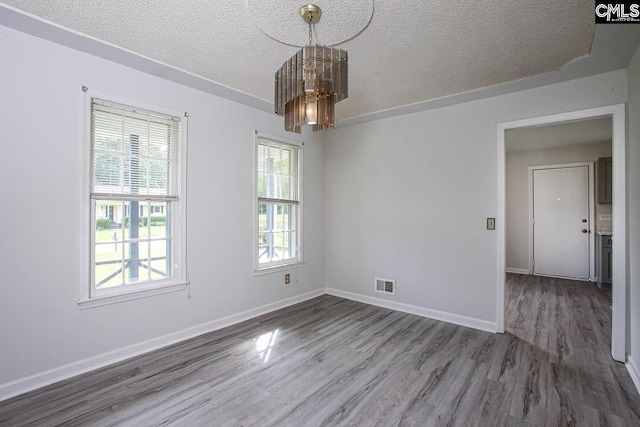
[1,1,640,126]
[506,117,612,152]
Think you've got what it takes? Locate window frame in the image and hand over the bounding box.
[253,131,303,274]
[80,89,188,308]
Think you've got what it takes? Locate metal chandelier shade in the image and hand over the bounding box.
[274,5,348,133]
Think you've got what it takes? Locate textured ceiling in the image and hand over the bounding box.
[1,1,639,124]
[250,0,374,47]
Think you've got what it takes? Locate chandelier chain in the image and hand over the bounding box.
[308,17,313,45]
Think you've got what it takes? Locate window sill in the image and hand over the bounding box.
[253,262,304,276]
[78,281,189,309]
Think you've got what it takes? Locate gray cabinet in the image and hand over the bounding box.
[598,234,612,286]
[597,157,612,204]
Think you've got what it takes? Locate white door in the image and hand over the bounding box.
[533,166,590,280]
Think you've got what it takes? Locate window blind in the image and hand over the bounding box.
[91,99,180,200]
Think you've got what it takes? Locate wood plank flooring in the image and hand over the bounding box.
[1,274,639,426]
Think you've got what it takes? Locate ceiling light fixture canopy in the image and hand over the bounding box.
[274,4,348,133]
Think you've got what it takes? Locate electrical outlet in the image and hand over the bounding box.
[285,273,290,285]
[487,218,496,230]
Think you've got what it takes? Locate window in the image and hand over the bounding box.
[254,132,302,271]
[82,92,187,306]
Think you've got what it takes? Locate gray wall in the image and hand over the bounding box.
[0,25,326,389]
[324,70,627,326]
[628,42,640,381]
[505,142,612,272]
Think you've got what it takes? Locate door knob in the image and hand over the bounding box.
[582,229,589,233]
[581,219,587,223]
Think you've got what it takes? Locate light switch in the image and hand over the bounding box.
[487,218,496,230]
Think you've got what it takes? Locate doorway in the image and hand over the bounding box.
[496,104,627,362]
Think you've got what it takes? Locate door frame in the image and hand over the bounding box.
[528,162,595,281]
[496,104,627,362]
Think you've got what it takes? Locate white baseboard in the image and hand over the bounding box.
[0,287,502,402]
[627,355,640,394]
[325,288,497,333]
[0,289,324,402]
[506,268,529,275]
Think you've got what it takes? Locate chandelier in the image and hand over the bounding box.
[274,4,348,133]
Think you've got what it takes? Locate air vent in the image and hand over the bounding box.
[374,278,395,295]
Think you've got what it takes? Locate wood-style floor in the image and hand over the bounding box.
[1,274,639,426]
